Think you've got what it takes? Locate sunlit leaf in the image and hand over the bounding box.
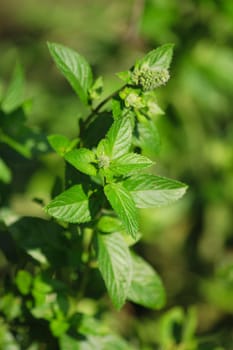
[48,134,78,156]
[110,152,153,175]
[123,174,188,208]
[45,185,91,223]
[104,183,138,238]
[15,270,32,295]
[96,232,132,309]
[60,334,132,350]
[106,117,132,159]
[64,148,97,176]
[137,43,174,70]
[48,42,93,104]
[97,216,122,233]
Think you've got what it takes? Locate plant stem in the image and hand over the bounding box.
[85,84,126,126]
[77,229,95,301]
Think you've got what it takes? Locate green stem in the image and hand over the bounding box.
[77,229,95,301]
[85,84,126,126]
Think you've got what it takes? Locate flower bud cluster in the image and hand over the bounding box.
[131,66,170,91]
[98,154,110,168]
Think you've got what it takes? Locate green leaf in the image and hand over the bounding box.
[50,316,69,337]
[88,76,103,101]
[64,148,97,176]
[116,70,131,83]
[90,334,131,350]
[0,109,49,158]
[123,174,187,208]
[97,216,122,233]
[60,334,132,350]
[0,158,12,183]
[104,183,138,238]
[1,63,25,113]
[127,254,165,309]
[137,119,161,156]
[47,42,93,104]
[0,131,31,158]
[110,152,153,175]
[45,185,91,223]
[59,334,79,350]
[96,232,132,309]
[137,43,174,70]
[15,270,32,295]
[9,217,72,267]
[0,318,20,349]
[111,99,122,120]
[48,134,78,156]
[106,117,132,159]
[0,293,22,321]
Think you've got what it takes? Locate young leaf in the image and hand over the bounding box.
[64,148,97,176]
[122,174,188,208]
[106,117,132,159]
[1,63,25,113]
[88,76,103,101]
[137,43,174,70]
[116,70,131,83]
[104,183,138,239]
[45,185,91,223]
[47,42,93,104]
[127,254,165,309]
[97,216,122,233]
[110,152,153,175]
[96,232,132,309]
[48,134,79,156]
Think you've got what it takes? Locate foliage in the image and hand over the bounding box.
[0,42,189,349]
[0,1,233,348]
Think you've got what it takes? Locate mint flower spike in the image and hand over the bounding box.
[130,43,174,91]
[131,65,170,91]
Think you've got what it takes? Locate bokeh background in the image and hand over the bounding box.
[0,0,233,348]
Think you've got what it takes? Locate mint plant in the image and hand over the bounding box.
[0,42,187,349]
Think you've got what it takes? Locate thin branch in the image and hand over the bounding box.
[85,85,126,127]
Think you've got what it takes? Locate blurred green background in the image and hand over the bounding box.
[0,0,233,348]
